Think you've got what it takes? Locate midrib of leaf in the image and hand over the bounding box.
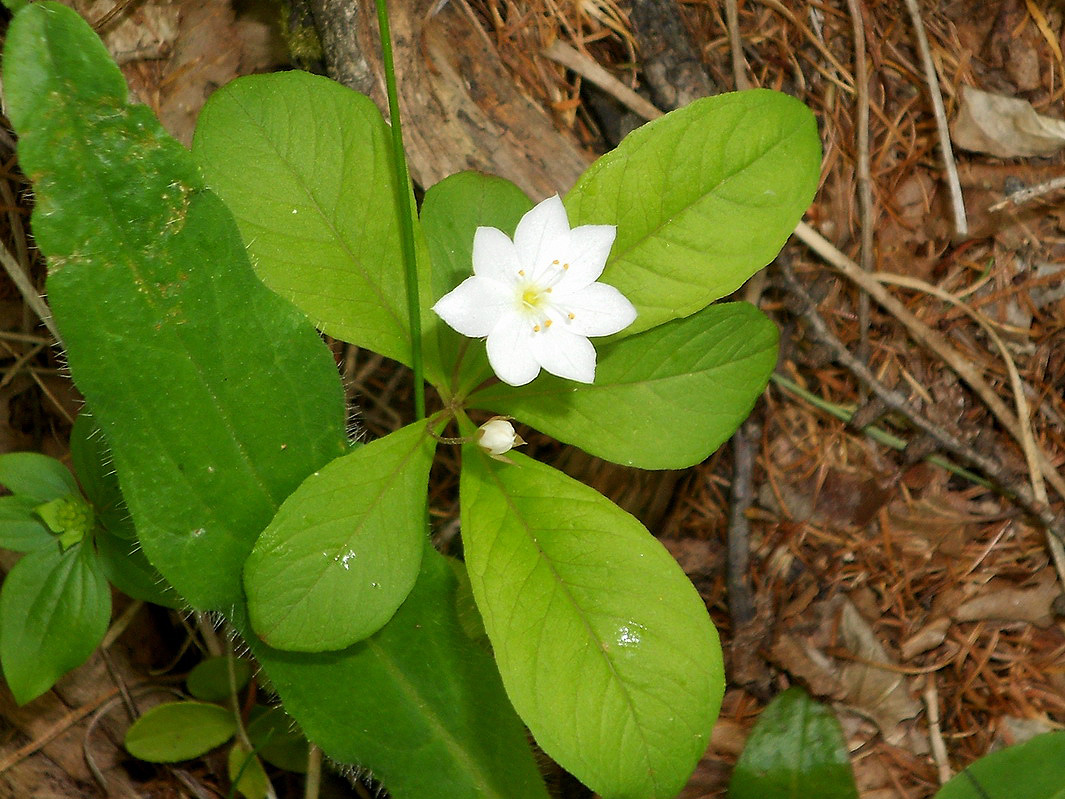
[477,456,661,795]
[225,94,410,353]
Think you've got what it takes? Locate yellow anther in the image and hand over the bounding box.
[518,269,525,276]
[562,263,569,270]
[545,319,553,328]
[533,324,541,332]
[545,287,553,293]
[568,312,575,320]
[552,259,560,265]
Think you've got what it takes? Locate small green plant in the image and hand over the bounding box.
[0,2,820,796]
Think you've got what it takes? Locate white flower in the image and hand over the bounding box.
[431,195,637,386]
[477,418,525,456]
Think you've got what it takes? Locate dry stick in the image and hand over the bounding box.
[902,0,967,239]
[724,0,752,91]
[726,420,758,628]
[922,675,953,784]
[988,174,1065,213]
[0,239,60,344]
[776,261,1064,547]
[845,0,873,375]
[541,41,663,121]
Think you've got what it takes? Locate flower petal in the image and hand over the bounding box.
[513,195,571,279]
[556,282,637,337]
[486,312,542,386]
[433,276,510,337]
[473,226,522,284]
[554,223,616,291]
[530,327,597,383]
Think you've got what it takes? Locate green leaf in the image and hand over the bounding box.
[421,171,532,396]
[729,687,858,799]
[70,413,134,540]
[35,494,93,539]
[244,422,434,652]
[94,528,184,608]
[0,541,111,704]
[229,742,270,799]
[246,705,308,774]
[192,70,442,386]
[932,732,1065,799]
[0,452,77,503]
[4,2,349,609]
[246,545,551,799]
[460,445,724,799]
[187,655,252,702]
[0,495,54,551]
[565,89,820,337]
[471,302,778,468]
[124,701,237,762]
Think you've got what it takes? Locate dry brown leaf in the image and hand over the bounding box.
[952,85,1065,158]
[952,569,1061,626]
[769,632,846,698]
[901,615,952,659]
[837,599,922,744]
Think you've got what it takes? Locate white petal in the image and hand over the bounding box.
[554,224,616,291]
[530,327,597,383]
[557,283,637,337]
[432,276,510,337]
[472,226,522,284]
[486,312,542,386]
[513,195,571,278]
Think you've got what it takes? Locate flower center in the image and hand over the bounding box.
[515,261,574,333]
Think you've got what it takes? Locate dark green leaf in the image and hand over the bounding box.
[124,701,237,762]
[70,412,134,540]
[0,495,54,552]
[0,541,111,704]
[95,527,183,608]
[0,452,77,503]
[4,2,349,609]
[246,705,308,774]
[228,742,270,799]
[932,732,1065,799]
[186,655,252,702]
[729,687,858,799]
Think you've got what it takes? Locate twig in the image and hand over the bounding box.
[541,41,663,121]
[306,743,323,799]
[845,0,873,375]
[988,175,1065,213]
[923,676,953,784]
[724,0,752,90]
[0,239,60,343]
[726,420,758,628]
[776,259,1064,545]
[902,0,967,238]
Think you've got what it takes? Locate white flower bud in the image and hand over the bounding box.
[477,418,525,456]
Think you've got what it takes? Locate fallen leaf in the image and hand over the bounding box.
[952,85,1065,158]
[901,616,951,659]
[953,570,1060,626]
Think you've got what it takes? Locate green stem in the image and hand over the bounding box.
[770,373,991,488]
[374,0,425,420]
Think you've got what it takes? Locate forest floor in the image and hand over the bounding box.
[1,0,1064,797]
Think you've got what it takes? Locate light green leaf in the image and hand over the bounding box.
[246,545,552,799]
[0,452,78,503]
[244,422,434,652]
[0,495,55,552]
[4,2,349,609]
[228,742,270,799]
[460,444,724,799]
[566,88,820,336]
[728,687,858,799]
[0,541,111,704]
[192,70,442,386]
[124,701,237,762]
[471,302,778,468]
[187,656,253,702]
[932,732,1065,799]
[421,171,532,396]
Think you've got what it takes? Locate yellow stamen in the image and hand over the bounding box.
[518,269,525,276]
[552,259,559,265]
[568,312,575,320]
[533,324,541,332]
[562,263,569,270]
[545,319,553,328]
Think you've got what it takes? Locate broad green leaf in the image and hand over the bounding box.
[228,742,270,799]
[932,732,1065,799]
[471,302,778,468]
[187,656,253,702]
[566,89,820,336]
[421,171,532,397]
[4,2,349,609]
[729,687,858,799]
[0,495,54,551]
[0,452,77,503]
[0,541,111,704]
[460,444,724,799]
[246,545,551,799]
[124,701,237,762]
[192,71,443,387]
[246,705,308,773]
[244,422,434,652]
